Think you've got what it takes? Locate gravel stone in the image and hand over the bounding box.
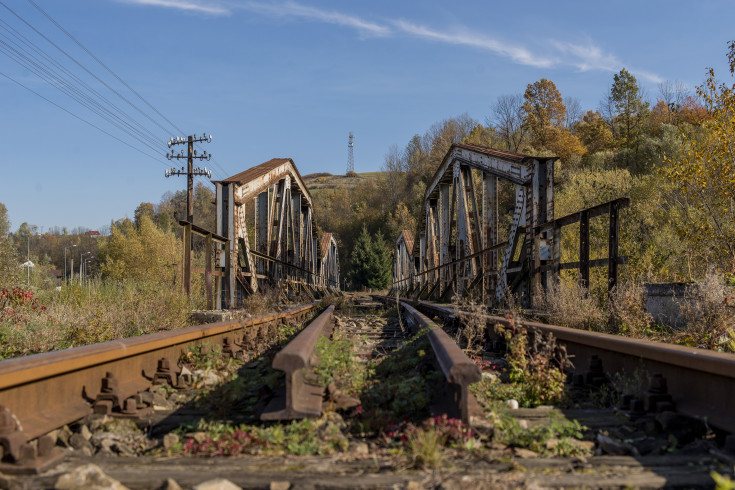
[55,463,129,490]
[163,433,180,450]
[69,433,94,453]
[193,478,241,490]
[79,424,93,441]
[162,478,183,490]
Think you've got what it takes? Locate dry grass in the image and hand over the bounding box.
[240,285,283,315]
[608,279,654,336]
[676,271,735,350]
[0,280,190,358]
[452,294,487,355]
[536,278,605,330]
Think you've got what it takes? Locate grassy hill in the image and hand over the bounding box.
[302,171,385,193]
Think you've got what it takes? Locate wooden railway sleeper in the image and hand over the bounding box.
[0,405,65,475]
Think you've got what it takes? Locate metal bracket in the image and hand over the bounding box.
[0,405,65,475]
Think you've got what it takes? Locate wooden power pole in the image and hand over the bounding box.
[165,133,212,296]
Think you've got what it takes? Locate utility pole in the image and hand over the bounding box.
[165,133,213,222]
[165,133,213,297]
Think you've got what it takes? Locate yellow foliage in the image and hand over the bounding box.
[98,215,181,283]
[663,41,735,271]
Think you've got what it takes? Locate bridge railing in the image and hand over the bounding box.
[393,197,629,304]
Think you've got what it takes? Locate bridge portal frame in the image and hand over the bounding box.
[215,158,339,309]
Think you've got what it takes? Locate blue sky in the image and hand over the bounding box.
[1,0,732,233]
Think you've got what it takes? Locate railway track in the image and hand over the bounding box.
[0,302,323,474]
[1,295,734,488]
[394,297,735,435]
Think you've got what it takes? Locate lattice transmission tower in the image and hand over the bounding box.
[347,132,354,174]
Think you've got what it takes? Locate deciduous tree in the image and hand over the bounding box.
[664,42,735,271]
[489,94,527,152]
[576,110,614,155]
[523,79,585,162]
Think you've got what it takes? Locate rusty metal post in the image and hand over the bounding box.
[608,202,619,291]
[205,234,213,309]
[482,173,498,303]
[553,221,562,276]
[580,209,590,291]
[439,183,450,295]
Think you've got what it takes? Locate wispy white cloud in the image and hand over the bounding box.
[393,20,556,68]
[115,0,661,82]
[241,1,390,37]
[115,0,230,15]
[552,40,662,83]
[551,40,620,72]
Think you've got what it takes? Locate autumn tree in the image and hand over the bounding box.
[0,202,19,287]
[663,41,735,271]
[523,78,585,162]
[523,78,566,149]
[134,202,155,228]
[97,215,181,283]
[576,110,614,155]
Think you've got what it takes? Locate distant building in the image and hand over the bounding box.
[49,269,62,286]
[87,231,100,238]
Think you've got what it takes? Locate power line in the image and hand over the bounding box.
[0,37,164,153]
[23,0,232,180]
[0,45,163,156]
[0,70,165,164]
[0,17,165,147]
[1,1,233,180]
[26,0,185,137]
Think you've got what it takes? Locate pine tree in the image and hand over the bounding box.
[349,225,392,290]
[369,230,392,289]
[349,225,373,288]
[610,68,649,166]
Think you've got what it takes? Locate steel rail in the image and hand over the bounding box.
[402,298,735,434]
[398,301,482,424]
[261,304,335,420]
[0,302,322,471]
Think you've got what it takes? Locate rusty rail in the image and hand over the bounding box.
[0,302,321,473]
[404,298,735,434]
[399,302,482,424]
[261,304,335,421]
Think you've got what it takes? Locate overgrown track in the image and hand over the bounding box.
[0,302,322,473]
[397,297,735,434]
